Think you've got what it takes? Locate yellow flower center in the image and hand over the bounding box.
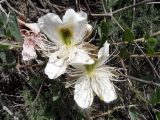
[85,61,97,77]
[58,26,73,47]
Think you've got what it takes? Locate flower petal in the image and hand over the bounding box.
[91,72,117,103]
[70,48,94,65]
[45,52,67,79]
[63,9,87,24]
[22,40,37,61]
[38,13,62,45]
[63,9,88,43]
[74,76,93,108]
[45,61,67,79]
[97,41,110,66]
[25,23,40,34]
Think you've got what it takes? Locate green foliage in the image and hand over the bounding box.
[124,28,135,43]
[20,73,87,120]
[129,108,147,120]
[142,74,153,81]
[146,37,158,55]
[0,44,10,50]
[0,12,7,27]
[102,0,119,10]
[108,0,119,9]
[0,11,21,40]
[156,112,160,120]
[98,20,111,47]
[119,47,131,58]
[0,28,5,37]
[150,88,160,105]
[0,0,160,119]
[8,12,22,41]
[0,50,16,67]
[129,109,138,120]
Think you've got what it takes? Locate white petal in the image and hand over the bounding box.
[97,41,110,66]
[22,40,37,61]
[63,9,87,23]
[18,19,40,34]
[85,24,93,36]
[91,72,117,103]
[38,13,62,45]
[25,23,40,34]
[86,24,92,32]
[48,51,60,62]
[74,77,93,108]
[63,9,88,43]
[45,58,67,79]
[22,49,37,61]
[70,48,94,65]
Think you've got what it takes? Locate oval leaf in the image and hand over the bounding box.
[124,28,135,43]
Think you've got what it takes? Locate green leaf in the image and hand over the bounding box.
[98,20,111,47]
[150,88,160,105]
[129,109,137,120]
[124,28,135,43]
[0,28,5,37]
[108,0,119,8]
[146,37,157,55]
[128,108,146,120]
[7,12,22,41]
[99,21,109,38]
[5,51,16,64]
[119,48,130,58]
[142,74,153,81]
[52,96,59,102]
[147,46,155,55]
[0,44,10,50]
[52,91,60,102]
[0,12,7,26]
[156,112,160,120]
[147,37,158,48]
[0,51,6,63]
[144,34,150,40]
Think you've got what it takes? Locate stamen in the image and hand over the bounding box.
[58,27,73,47]
[113,84,121,91]
[80,30,97,47]
[104,50,119,64]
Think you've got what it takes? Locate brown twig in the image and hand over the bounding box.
[27,0,37,11]
[84,0,153,17]
[112,0,152,15]
[74,0,80,11]
[112,30,160,45]
[84,0,92,15]
[32,84,43,106]
[135,42,160,80]
[128,53,160,58]
[111,37,132,86]
[147,2,160,4]
[26,84,43,116]
[4,0,24,16]
[0,0,6,3]
[0,96,19,120]
[120,74,160,87]
[91,104,138,119]
[19,74,38,93]
[16,63,44,69]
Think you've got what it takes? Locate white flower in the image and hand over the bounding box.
[20,19,54,61]
[21,36,37,61]
[20,22,40,61]
[18,19,40,34]
[73,41,117,108]
[21,31,51,61]
[38,9,94,79]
